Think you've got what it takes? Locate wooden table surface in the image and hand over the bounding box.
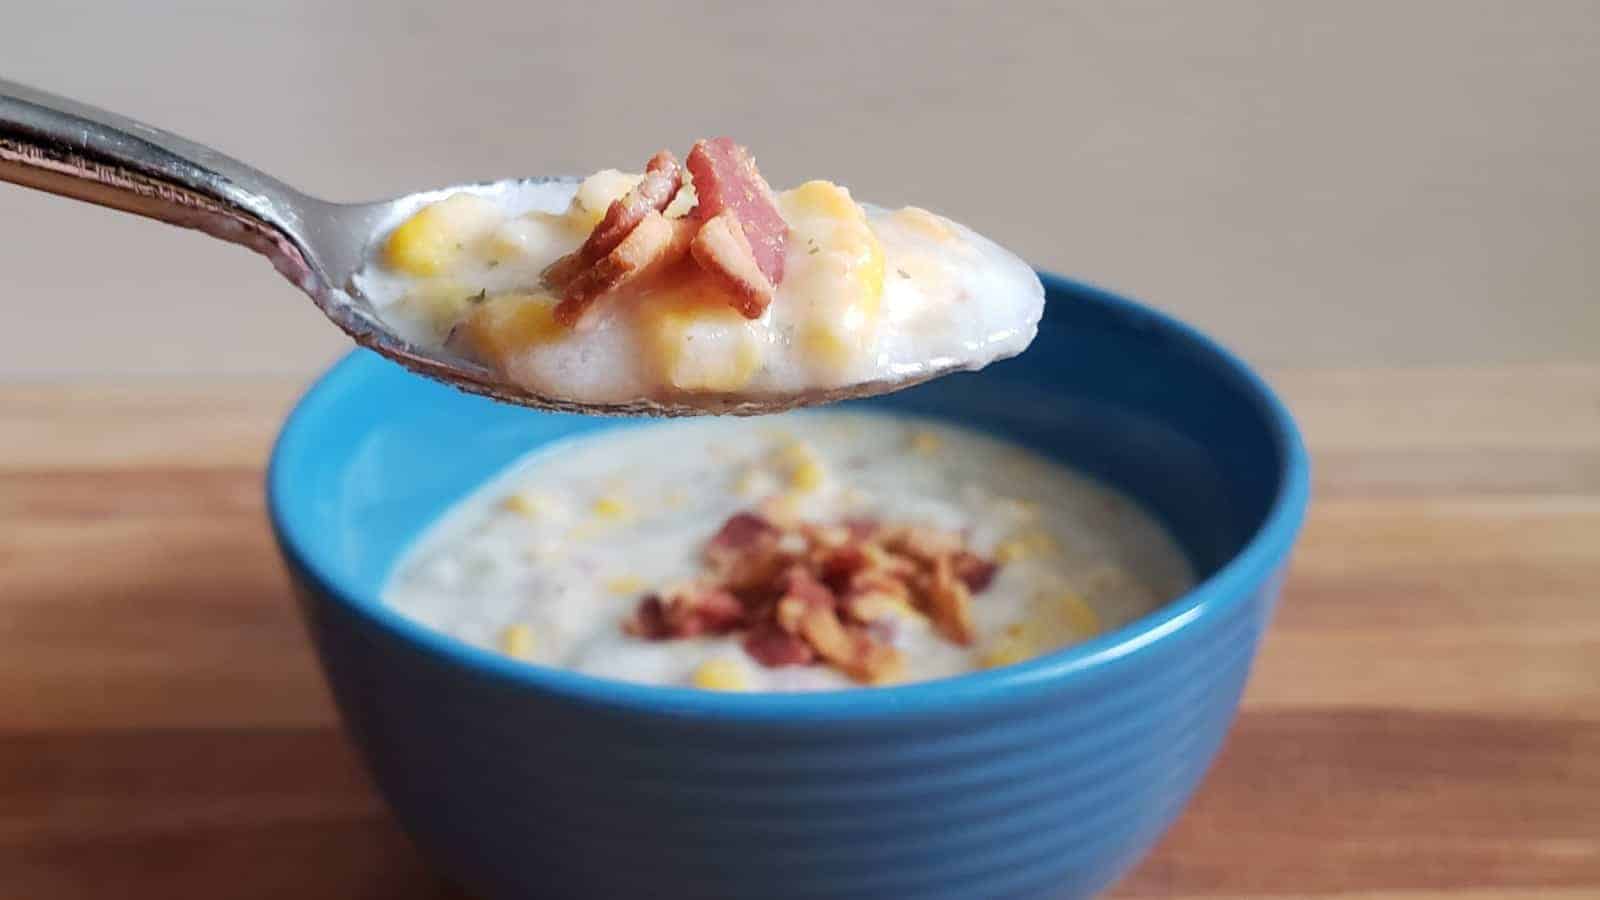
[3,365,1596,899]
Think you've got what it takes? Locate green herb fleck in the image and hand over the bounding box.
[808,246,820,255]
[487,259,501,268]
[896,268,910,279]
[467,289,488,304]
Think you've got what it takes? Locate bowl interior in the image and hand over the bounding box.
[270,274,1303,687]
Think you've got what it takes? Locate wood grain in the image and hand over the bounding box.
[1,365,1596,898]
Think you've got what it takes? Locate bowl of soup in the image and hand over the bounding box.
[268,273,1309,899]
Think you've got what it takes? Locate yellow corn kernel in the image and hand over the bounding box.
[891,206,960,243]
[398,279,475,336]
[455,293,565,368]
[692,658,751,692]
[1019,589,1102,645]
[979,634,1034,669]
[994,529,1060,564]
[385,193,500,277]
[639,282,763,393]
[790,460,824,493]
[484,212,572,264]
[591,495,630,520]
[1055,591,1102,638]
[603,575,646,596]
[909,430,942,456]
[499,623,536,660]
[775,441,826,494]
[568,169,642,231]
[778,181,887,372]
[502,488,550,517]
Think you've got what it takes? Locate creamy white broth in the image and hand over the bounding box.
[354,175,1043,407]
[384,412,1194,691]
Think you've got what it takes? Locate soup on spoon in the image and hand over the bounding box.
[354,138,1044,411]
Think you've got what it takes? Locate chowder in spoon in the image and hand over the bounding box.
[355,139,1043,410]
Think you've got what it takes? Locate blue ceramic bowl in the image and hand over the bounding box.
[269,274,1308,900]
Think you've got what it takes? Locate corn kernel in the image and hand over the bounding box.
[909,430,942,456]
[568,169,642,231]
[455,293,565,368]
[640,281,763,392]
[778,181,886,373]
[592,495,630,520]
[891,206,960,243]
[502,488,550,517]
[603,575,646,596]
[790,460,824,493]
[1019,589,1102,645]
[783,180,865,220]
[979,636,1033,669]
[691,658,751,691]
[385,193,500,277]
[484,212,572,264]
[775,441,826,494]
[499,623,536,660]
[1055,591,1102,638]
[398,279,475,336]
[995,529,1060,564]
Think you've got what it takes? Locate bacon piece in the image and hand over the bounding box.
[686,138,787,286]
[951,552,999,593]
[706,512,779,558]
[774,566,837,634]
[743,624,815,667]
[624,583,744,639]
[882,525,964,566]
[770,566,901,683]
[553,211,695,326]
[919,554,977,645]
[545,151,683,291]
[703,512,793,594]
[690,210,774,318]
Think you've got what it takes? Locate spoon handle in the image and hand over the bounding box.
[0,78,319,289]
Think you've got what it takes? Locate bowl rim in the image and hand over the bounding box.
[268,272,1310,723]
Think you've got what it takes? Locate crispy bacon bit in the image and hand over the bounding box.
[624,582,744,639]
[686,138,788,287]
[952,552,999,592]
[882,526,964,565]
[704,512,788,593]
[796,596,903,684]
[743,625,816,667]
[622,508,999,684]
[690,210,774,318]
[921,554,977,645]
[546,151,683,292]
[553,211,695,326]
[774,567,836,633]
[707,512,779,556]
[535,139,796,335]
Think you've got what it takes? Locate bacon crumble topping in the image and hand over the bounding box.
[622,511,1001,685]
[544,139,790,326]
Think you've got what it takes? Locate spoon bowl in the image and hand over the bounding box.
[0,79,957,416]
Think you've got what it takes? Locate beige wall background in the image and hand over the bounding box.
[1,0,1595,378]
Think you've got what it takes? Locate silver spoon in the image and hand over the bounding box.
[0,79,955,416]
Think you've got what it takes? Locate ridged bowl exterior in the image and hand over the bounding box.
[271,274,1309,900]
